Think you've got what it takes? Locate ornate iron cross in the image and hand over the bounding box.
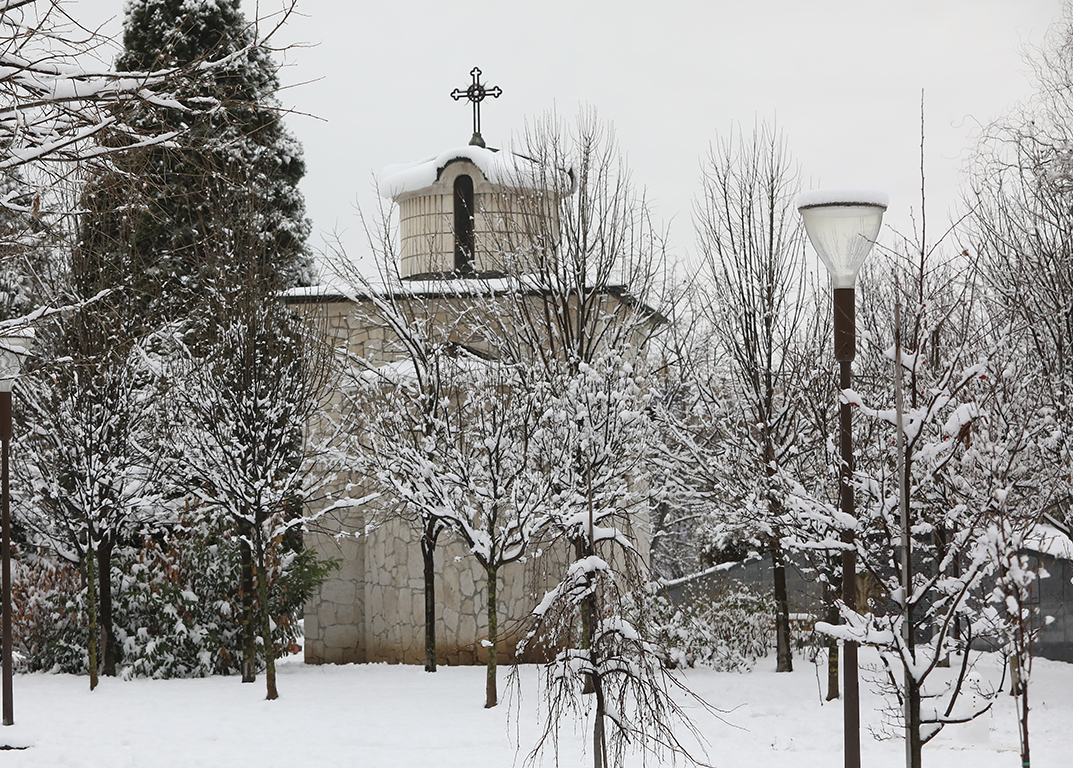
[451,67,501,146]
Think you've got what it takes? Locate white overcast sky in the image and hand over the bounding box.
[85,0,1065,278]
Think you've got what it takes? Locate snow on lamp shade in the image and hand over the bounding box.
[797,189,888,289]
[0,330,33,392]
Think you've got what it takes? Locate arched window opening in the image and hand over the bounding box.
[453,174,475,273]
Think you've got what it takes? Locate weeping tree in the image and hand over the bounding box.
[514,355,716,768]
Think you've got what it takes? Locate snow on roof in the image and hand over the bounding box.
[285,275,664,323]
[379,145,567,199]
[1025,524,1073,560]
[285,275,522,302]
[796,189,889,209]
[285,274,637,303]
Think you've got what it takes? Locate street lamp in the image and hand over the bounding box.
[0,329,32,727]
[798,190,886,768]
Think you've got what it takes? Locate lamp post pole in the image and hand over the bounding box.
[835,285,861,768]
[798,191,887,768]
[0,332,33,727]
[1,384,10,727]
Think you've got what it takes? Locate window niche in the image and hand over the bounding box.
[453,174,475,274]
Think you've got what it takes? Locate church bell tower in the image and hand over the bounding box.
[379,68,569,281]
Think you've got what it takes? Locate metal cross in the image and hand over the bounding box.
[451,67,501,146]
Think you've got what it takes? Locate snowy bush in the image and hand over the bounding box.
[650,582,775,672]
[12,549,90,674]
[13,511,337,678]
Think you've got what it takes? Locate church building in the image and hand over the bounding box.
[291,70,652,666]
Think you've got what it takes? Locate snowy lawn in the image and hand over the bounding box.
[0,648,1068,767]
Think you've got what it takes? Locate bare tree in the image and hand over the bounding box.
[962,328,1062,768]
[962,21,1073,764]
[164,248,337,701]
[801,246,1043,767]
[968,8,1073,472]
[328,216,471,675]
[13,168,166,684]
[691,120,808,673]
[17,331,162,688]
[338,276,551,704]
[475,109,671,370]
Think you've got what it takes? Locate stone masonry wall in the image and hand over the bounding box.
[296,293,649,666]
[362,517,568,666]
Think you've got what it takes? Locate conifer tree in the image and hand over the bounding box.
[50,0,313,682]
[81,0,313,323]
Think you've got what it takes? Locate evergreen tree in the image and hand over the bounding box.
[81,0,313,323]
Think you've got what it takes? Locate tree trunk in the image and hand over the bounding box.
[421,529,437,673]
[934,524,951,667]
[254,528,278,701]
[592,669,608,768]
[97,538,117,677]
[576,537,596,695]
[86,544,99,691]
[239,522,256,683]
[907,672,922,768]
[1018,682,1031,768]
[825,581,840,700]
[485,565,498,709]
[1010,652,1024,696]
[904,564,921,768]
[772,544,793,672]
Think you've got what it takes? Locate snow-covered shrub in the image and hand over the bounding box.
[13,511,336,678]
[12,548,90,674]
[650,582,775,672]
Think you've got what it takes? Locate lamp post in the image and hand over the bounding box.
[0,330,32,727]
[797,190,886,768]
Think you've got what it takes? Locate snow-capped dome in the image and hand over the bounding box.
[379,145,564,200]
[378,144,571,281]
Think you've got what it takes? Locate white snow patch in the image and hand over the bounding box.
[1,648,1069,766]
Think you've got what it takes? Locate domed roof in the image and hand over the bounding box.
[379,145,571,199]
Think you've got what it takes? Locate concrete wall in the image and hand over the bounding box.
[664,551,1073,664]
[663,556,825,620]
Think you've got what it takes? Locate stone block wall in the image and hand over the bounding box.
[304,500,366,664]
[307,506,571,666]
[296,292,653,667]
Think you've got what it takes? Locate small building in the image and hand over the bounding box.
[662,523,1073,665]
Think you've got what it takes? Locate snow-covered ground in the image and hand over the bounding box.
[0,648,1067,767]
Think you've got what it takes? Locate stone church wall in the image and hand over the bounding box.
[294,290,651,666]
[302,481,572,665]
[297,295,576,665]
